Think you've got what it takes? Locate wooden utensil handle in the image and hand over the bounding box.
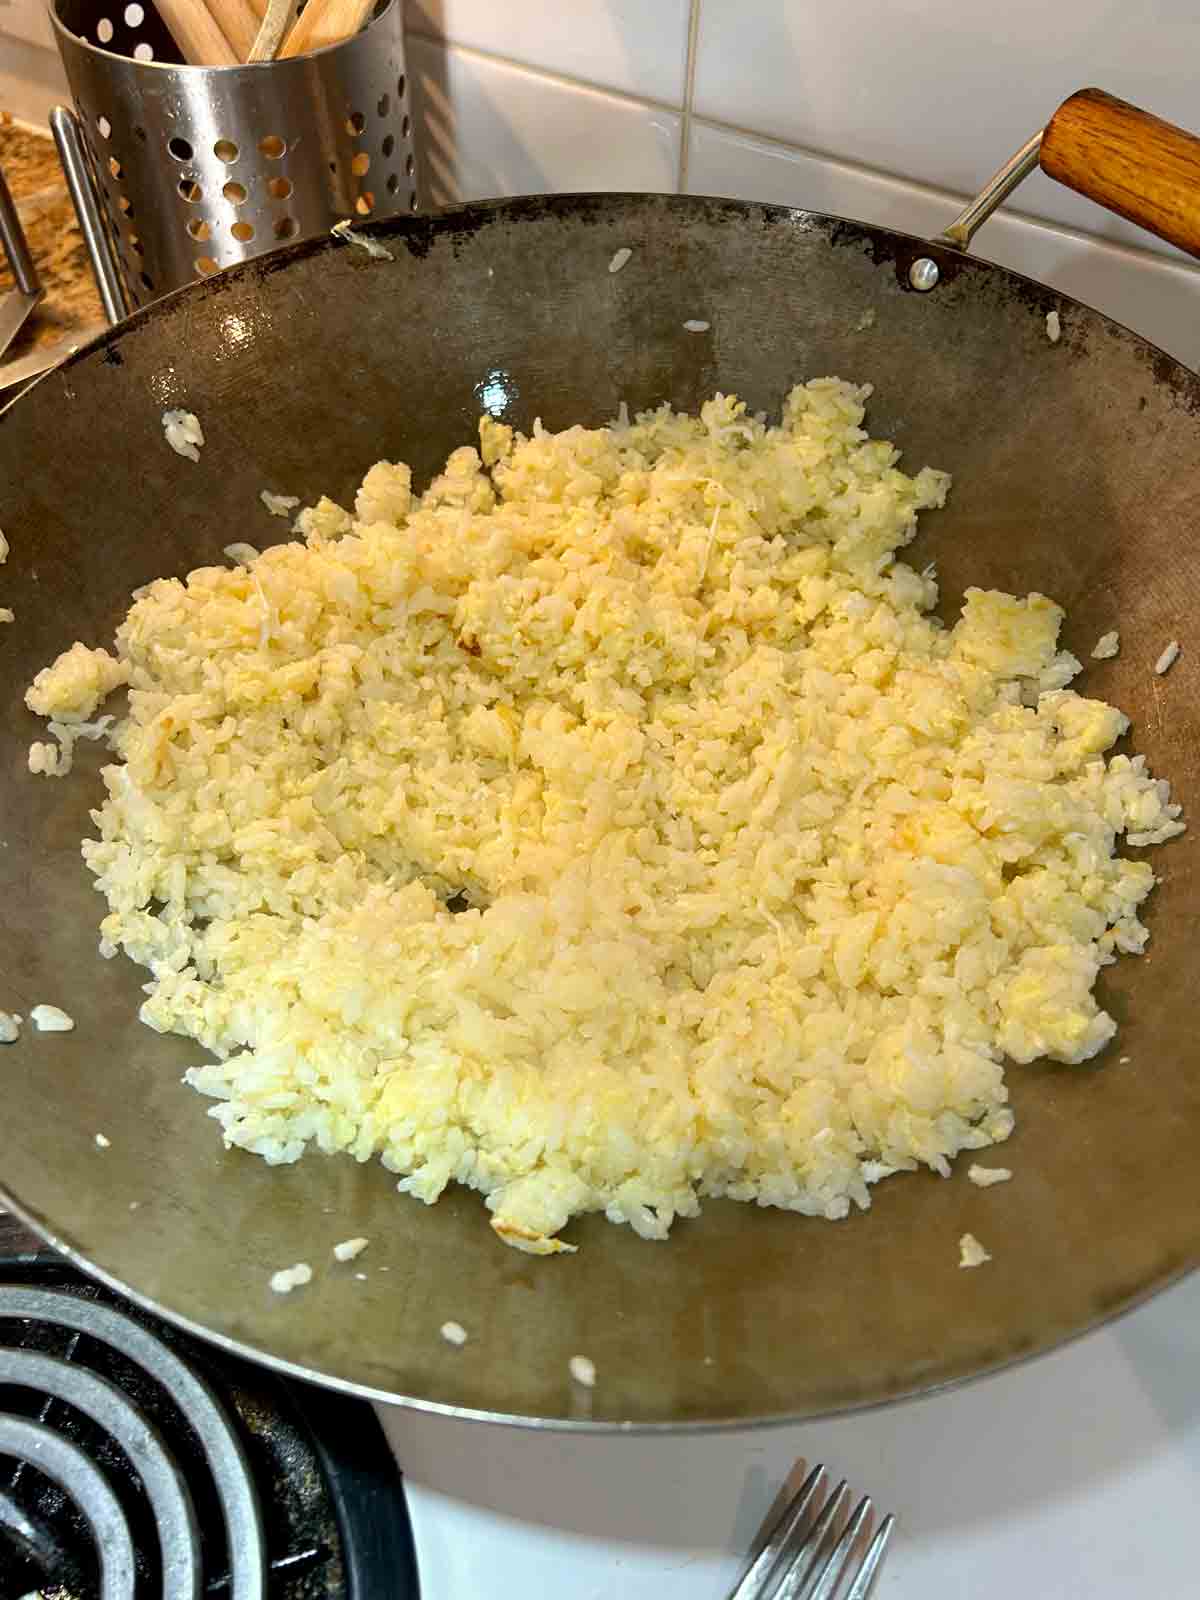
[1040,88,1200,261]
[155,0,238,64]
[205,0,263,59]
[279,0,375,58]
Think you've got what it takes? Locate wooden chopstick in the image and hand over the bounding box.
[279,0,375,58]
[248,0,297,61]
[155,0,238,65]
[204,0,264,59]
[158,0,368,68]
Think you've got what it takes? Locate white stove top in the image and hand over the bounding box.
[380,1265,1200,1597]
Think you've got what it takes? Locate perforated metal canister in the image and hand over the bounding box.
[49,0,417,314]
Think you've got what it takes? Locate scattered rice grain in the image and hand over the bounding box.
[1091,630,1120,660]
[608,247,632,274]
[1046,310,1062,343]
[333,1236,369,1262]
[440,1320,468,1346]
[967,1164,1011,1188]
[331,219,394,260]
[966,1228,992,1267]
[1155,640,1181,675]
[569,1355,596,1387]
[959,1232,991,1268]
[162,409,204,463]
[31,1004,74,1032]
[261,490,301,518]
[270,1262,312,1293]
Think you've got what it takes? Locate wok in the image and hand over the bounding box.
[1,88,1199,1429]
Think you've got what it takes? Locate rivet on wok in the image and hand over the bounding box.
[908,257,940,292]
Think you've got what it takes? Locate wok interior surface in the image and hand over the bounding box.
[1,194,1197,1427]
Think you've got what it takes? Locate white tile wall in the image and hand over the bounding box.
[2,0,56,51]
[691,0,1200,263]
[406,0,692,107]
[410,37,680,209]
[4,0,1200,361]
[0,29,69,129]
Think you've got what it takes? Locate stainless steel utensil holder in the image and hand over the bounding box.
[49,0,417,319]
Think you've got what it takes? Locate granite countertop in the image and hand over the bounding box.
[0,110,105,363]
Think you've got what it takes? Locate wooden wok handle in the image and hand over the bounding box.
[1041,88,1200,260]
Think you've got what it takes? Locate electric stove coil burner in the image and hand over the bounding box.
[0,1262,418,1599]
[0,1285,262,1598]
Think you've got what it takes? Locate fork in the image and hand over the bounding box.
[726,1461,894,1600]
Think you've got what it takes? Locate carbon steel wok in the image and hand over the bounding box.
[1,89,1199,1429]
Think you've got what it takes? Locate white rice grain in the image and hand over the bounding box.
[569,1355,596,1387]
[1091,630,1120,660]
[959,1232,991,1268]
[333,1236,369,1262]
[967,1165,1012,1188]
[608,247,632,274]
[260,491,301,518]
[683,319,710,333]
[31,1004,74,1032]
[1155,640,1181,675]
[1046,310,1062,343]
[331,220,394,260]
[270,1263,313,1293]
[0,1012,20,1043]
[95,1133,111,1148]
[162,410,204,463]
[27,741,66,777]
[440,1320,468,1346]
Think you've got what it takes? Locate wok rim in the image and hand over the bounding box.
[3,1179,1192,1432]
[6,189,1197,426]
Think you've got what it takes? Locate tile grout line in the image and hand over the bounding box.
[405,30,1200,276]
[405,29,685,118]
[677,0,703,194]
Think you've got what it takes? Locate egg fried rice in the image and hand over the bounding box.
[26,380,1184,1253]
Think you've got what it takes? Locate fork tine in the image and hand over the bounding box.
[805,1495,874,1600]
[727,1463,827,1600]
[842,1514,895,1600]
[771,1479,849,1600]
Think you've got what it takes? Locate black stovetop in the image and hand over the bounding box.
[0,1214,419,1599]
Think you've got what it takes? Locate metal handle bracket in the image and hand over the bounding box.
[50,105,128,327]
[908,129,1045,291]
